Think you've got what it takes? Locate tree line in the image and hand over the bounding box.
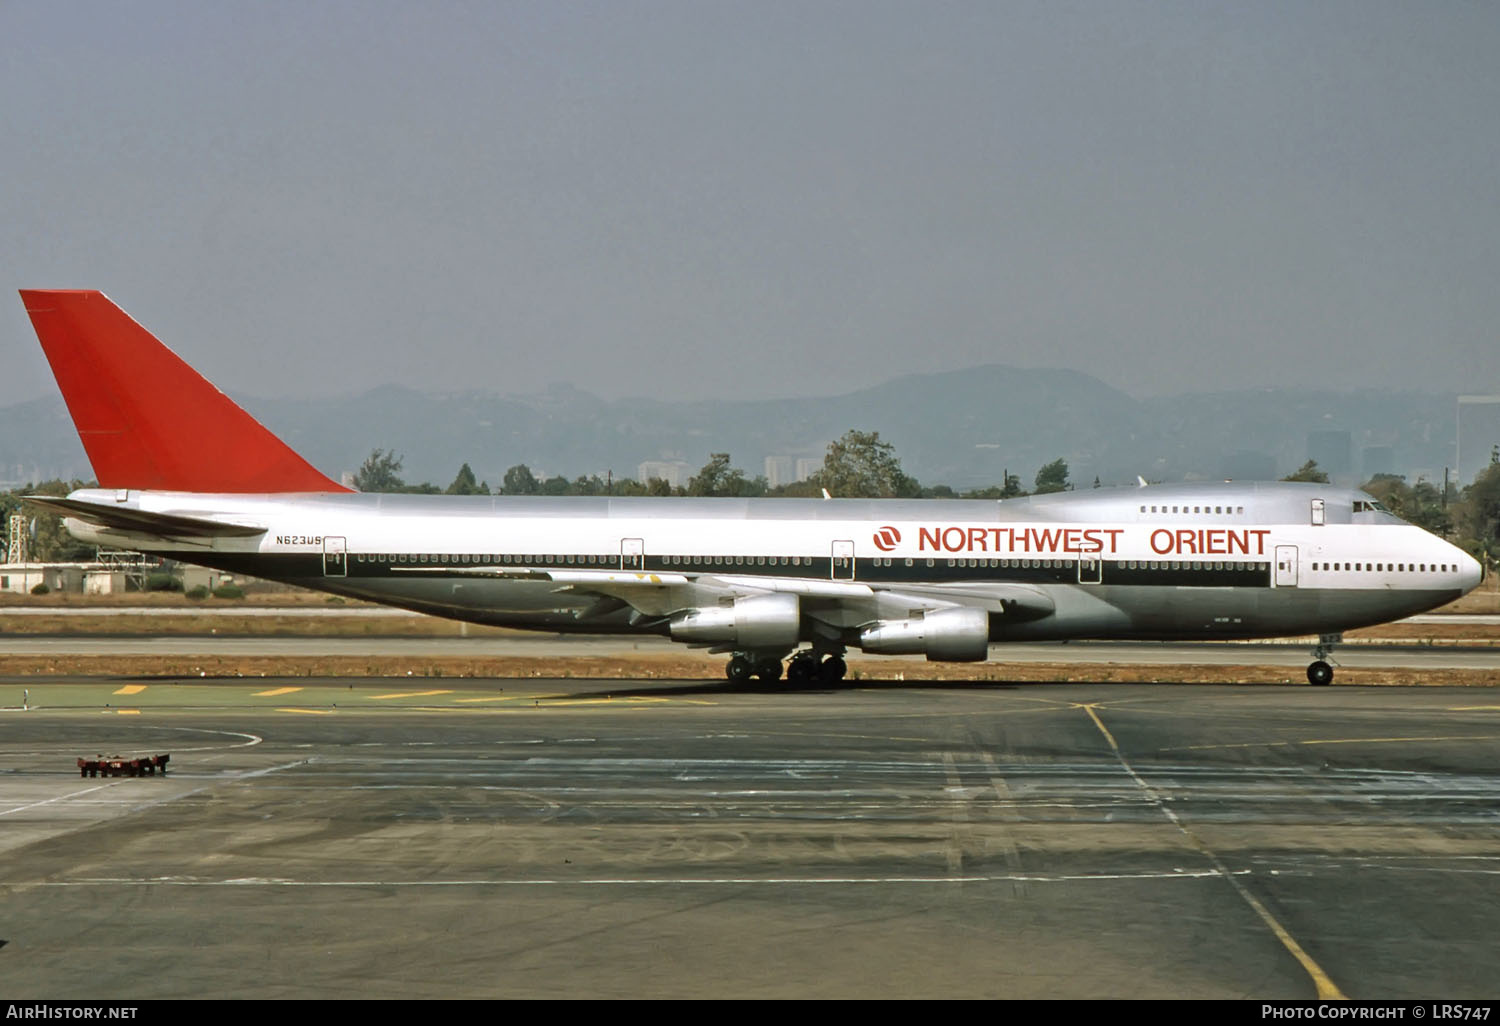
[3,433,1498,566]
[337,432,1500,567]
[352,430,1073,501]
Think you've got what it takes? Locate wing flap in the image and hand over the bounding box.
[387,565,1053,625]
[391,566,693,586]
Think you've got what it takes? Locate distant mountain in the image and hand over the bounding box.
[0,365,1460,491]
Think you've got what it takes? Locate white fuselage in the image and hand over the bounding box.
[61,481,1483,657]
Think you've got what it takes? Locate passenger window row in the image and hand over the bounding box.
[356,553,620,565]
[1140,504,1245,515]
[349,552,1280,575]
[662,554,814,567]
[1119,560,1266,572]
[352,553,823,567]
[1310,561,1454,572]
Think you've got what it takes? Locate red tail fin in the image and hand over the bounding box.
[20,290,351,493]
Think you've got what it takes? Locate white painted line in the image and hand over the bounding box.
[0,782,117,817]
[37,869,1243,887]
[0,606,424,618]
[0,726,262,758]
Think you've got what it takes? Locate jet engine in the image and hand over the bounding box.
[670,592,801,649]
[858,606,990,662]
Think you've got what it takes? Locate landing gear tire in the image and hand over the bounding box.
[1307,634,1340,687]
[786,654,817,685]
[726,655,754,684]
[818,655,848,683]
[755,659,784,682]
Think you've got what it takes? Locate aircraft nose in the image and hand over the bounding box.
[1460,549,1484,593]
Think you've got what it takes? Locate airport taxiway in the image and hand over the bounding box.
[3,632,1500,672]
[2,677,1499,999]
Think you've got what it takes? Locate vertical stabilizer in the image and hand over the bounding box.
[20,290,350,493]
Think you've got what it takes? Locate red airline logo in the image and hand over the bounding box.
[873,526,901,552]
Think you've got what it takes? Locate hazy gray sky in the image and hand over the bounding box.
[3,1,1497,407]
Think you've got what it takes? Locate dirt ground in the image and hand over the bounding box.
[0,652,1496,687]
[0,586,364,608]
[2,575,1496,683]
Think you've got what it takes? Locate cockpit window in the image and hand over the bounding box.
[1353,500,1390,514]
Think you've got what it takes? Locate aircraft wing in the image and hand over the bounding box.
[394,564,1054,623]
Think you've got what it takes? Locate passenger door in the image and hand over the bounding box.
[322,536,347,578]
[620,537,644,571]
[1274,545,1298,587]
[831,540,856,580]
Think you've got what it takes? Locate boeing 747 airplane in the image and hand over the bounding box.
[18,290,1484,685]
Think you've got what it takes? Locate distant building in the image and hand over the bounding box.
[764,456,821,489]
[1457,396,1500,486]
[637,460,691,489]
[0,563,85,594]
[0,464,44,491]
[1221,450,1277,481]
[763,456,792,490]
[1,547,156,594]
[1360,446,1395,480]
[181,567,234,594]
[1307,430,1353,481]
[84,570,128,594]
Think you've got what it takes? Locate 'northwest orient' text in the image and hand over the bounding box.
[913,526,1271,557]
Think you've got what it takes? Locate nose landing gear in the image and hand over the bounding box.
[1307,633,1341,686]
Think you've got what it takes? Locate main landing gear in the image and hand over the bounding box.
[724,647,848,686]
[725,653,786,684]
[786,649,847,685]
[1307,633,1340,686]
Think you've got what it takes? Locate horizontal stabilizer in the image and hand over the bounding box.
[22,496,268,538]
